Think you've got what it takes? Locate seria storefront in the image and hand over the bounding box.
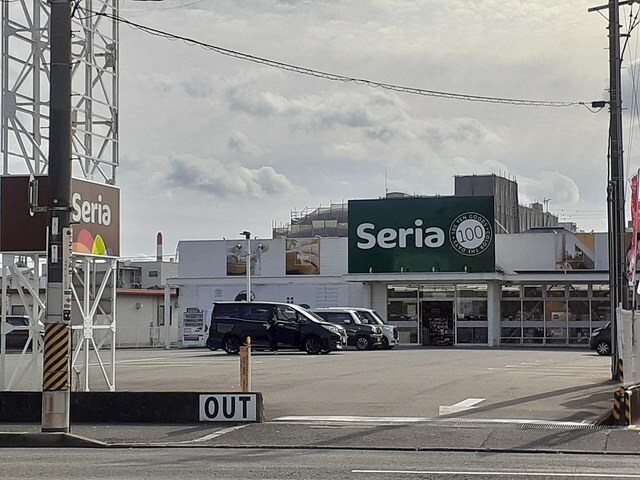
[346,196,610,347]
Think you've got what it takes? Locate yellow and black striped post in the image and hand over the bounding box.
[613,386,632,426]
[41,322,70,432]
[613,387,625,424]
[43,323,70,391]
[617,358,624,384]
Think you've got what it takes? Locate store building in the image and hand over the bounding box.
[171,175,611,349]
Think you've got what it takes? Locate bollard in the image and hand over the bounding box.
[240,336,252,392]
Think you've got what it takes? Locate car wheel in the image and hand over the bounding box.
[304,335,322,354]
[222,335,241,354]
[355,336,371,351]
[320,349,331,355]
[596,341,611,356]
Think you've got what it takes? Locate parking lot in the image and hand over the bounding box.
[28,345,612,423]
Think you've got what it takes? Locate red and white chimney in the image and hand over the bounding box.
[156,232,163,262]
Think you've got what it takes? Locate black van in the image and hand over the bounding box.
[206,302,348,354]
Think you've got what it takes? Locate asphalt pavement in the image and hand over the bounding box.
[1,417,640,454]
[2,346,637,453]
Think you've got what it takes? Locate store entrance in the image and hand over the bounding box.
[421,301,454,346]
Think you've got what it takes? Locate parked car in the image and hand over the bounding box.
[207,301,348,354]
[344,307,399,349]
[589,322,611,356]
[2,316,42,350]
[314,307,398,349]
[312,307,384,350]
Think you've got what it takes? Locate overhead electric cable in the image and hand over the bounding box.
[85,9,590,109]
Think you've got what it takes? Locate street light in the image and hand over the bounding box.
[240,231,251,302]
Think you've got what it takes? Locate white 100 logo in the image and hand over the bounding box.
[356,220,445,249]
[449,213,492,256]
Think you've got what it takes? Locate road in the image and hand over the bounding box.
[2,448,640,479]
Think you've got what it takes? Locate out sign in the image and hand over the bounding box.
[199,394,258,422]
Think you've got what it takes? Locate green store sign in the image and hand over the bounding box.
[348,196,495,273]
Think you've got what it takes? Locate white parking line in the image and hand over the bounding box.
[181,424,250,443]
[438,398,484,415]
[352,470,640,478]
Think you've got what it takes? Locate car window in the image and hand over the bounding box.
[317,312,351,324]
[368,310,387,325]
[213,304,241,318]
[354,311,375,325]
[275,306,298,322]
[248,306,271,322]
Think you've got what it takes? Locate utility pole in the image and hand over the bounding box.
[589,0,631,380]
[241,231,251,301]
[42,0,73,432]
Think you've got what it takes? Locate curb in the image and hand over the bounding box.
[0,432,107,448]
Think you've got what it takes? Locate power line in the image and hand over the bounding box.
[84,9,591,109]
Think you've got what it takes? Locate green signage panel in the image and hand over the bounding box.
[348,196,495,273]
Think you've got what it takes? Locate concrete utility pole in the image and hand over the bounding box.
[42,0,73,432]
[590,0,631,379]
[241,231,251,301]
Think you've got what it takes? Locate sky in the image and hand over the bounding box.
[111,0,636,259]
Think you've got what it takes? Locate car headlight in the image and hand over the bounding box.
[322,324,342,335]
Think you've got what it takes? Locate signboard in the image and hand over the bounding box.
[199,394,259,422]
[226,239,271,276]
[348,196,495,273]
[286,237,320,275]
[0,175,120,256]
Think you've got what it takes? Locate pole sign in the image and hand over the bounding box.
[199,394,259,422]
[348,196,495,273]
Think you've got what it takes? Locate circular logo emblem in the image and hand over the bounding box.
[449,212,492,256]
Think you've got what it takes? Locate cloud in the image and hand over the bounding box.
[131,153,297,199]
[517,172,581,206]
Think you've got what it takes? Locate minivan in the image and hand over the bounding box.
[312,307,384,350]
[206,301,348,354]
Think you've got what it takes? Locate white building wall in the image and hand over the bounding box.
[496,233,558,272]
[178,241,227,278]
[318,238,348,275]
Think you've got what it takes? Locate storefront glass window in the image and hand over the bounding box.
[591,300,610,327]
[501,285,520,298]
[457,327,488,344]
[523,285,543,298]
[457,299,488,321]
[568,284,589,297]
[456,284,488,298]
[500,300,521,344]
[546,284,567,298]
[387,285,419,343]
[421,284,455,299]
[522,300,543,321]
[592,284,610,298]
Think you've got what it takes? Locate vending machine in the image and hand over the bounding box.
[180,307,206,347]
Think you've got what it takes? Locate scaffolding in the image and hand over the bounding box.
[1,0,119,391]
